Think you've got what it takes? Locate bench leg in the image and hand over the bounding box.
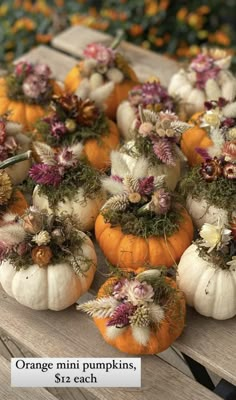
[214,379,236,400]
[182,353,215,391]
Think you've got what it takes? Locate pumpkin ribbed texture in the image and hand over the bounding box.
[94,277,186,354]
[95,209,194,271]
[7,190,28,216]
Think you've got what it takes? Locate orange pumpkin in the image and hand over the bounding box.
[95,209,194,271]
[93,276,186,354]
[64,62,138,120]
[0,77,62,132]
[7,190,28,216]
[83,119,119,170]
[180,112,213,166]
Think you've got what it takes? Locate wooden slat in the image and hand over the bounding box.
[17,45,77,82]
[52,26,180,86]
[175,307,236,386]
[0,354,58,400]
[0,288,220,400]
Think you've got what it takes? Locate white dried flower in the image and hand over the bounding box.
[227,256,236,271]
[77,297,119,318]
[199,220,232,253]
[131,325,150,346]
[123,279,154,306]
[32,230,51,246]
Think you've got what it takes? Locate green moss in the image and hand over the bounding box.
[179,166,236,213]
[36,162,102,209]
[102,203,182,238]
[127,135,162,166]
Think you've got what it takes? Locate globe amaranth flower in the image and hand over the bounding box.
[83,43,115,66]
[138,176,154,196]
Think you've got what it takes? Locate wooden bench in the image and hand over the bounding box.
[1,25,234,400]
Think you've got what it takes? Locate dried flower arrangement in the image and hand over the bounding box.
[179,145,236,228]
[95,152,193,270]
[30,142,105,231]
[168,48,236,117]
[119,108,191,190]
[117,80,175,141]
[0,207,97,310]
[0,115,31,184]
[178,220,236,319]
[35,93,119,171]
[64,35,138,120]
[78,269,186,354]
[0,61,61,131]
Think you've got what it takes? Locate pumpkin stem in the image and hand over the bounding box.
[110,30,124,50]
[0,150,32,170]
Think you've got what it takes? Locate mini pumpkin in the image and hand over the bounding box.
[95,154,194,271]
[181,99,236,166]
[35,93,119,171]
[78,270,186,354]
[116,81,175,141]
[64,39,139,120]
[168,48,236,119]
[116,108,191,191]
[0,209,97,311]
[0,61,62,131]
[30,142,106,231]
[178,222,236,320]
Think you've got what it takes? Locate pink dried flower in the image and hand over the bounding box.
[57,148,78,168]
[4,136,18,152]
[159,110,178,122]
[22,74,45,99]
[223,163,236,179]
[221,118,236,129]
[0,146,8,161]
[151,189,171,214]
[50,119,67,139]
[0,121,6,145]
[29,164,63,186]
[107,302,136,327]
[190,54,214,73]
[111,175,123,183]
[152,139,176,166]
[138,122,153,136]
[138,176,154,195]
[0,240,10,261]
[83,43,115,66]
[128,86,143,106]
[112,279,127,300]
[125,279,154,305]
[16,242,29,256]
[222,141,236,163]
[33,64,51,78]
[14,61,33,76]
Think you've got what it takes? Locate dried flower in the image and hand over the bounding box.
[223,163,236,179]
[14,61,32,76]
[77,297,119,318]
[138,122,153,136]
[22,74,47,99]
[128,192,142,203]
[29,164,63,186]
[76,99,98,126]
[129,304,150,327]
[65,118,77,133]
[22,211,43,234]
[84,43,115,66]
[200,158,222,182]
[33,63,51,78]
[203,110,221,128]
[0,120,6,145]
[31,245,52,267]
[150,189,171,214]
[16,242,29,256]
[138,176,154,195]
[51,228,65,245]
[199,220,232,253]
[0,170,12,205]
[153,139,176,166]
[222,141,236,163]
[57,148,78,168]
[32,230,51,246]
[228,128,236,140]
[51,119,67,139]
[107,302,136,327]
[124,279,154,305]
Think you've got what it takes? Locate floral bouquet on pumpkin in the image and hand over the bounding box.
[30,141,105,231]
[78,269,186,354]
[168,48,236,117]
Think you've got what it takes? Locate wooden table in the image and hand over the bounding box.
[1,25,235,400]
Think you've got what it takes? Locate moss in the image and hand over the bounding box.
[102,202,182,238]
[127,135,162,166]
[195,239,236,270]
[179,166,236,213]
[36,161,102,209]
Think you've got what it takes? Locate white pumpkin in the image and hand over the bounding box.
[0,232,97,311]
[177,244,236,319]
[5,122,31,185]
[116,101,136,141]
[33,185,106,231]
[117,141,182,191]
[186,195,229,229]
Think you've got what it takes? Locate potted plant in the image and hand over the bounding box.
[0,207,97,311]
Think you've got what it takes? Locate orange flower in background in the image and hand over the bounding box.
[0,4,8,16]
[177,7,188,22]
[213,31,231,46]
[129,24,144,37]
[187,13,203,29]
[36,33,52,44]
[145,1,159,16]
[12,18,36,32]
[197,5,210,15]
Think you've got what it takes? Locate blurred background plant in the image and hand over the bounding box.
[0,0,235,68]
